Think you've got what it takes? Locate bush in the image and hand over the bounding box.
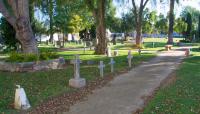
[39,52,58,60]
[7,52,59,62]
[179,40,190,43]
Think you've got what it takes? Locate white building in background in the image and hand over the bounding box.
[67,33,80,41]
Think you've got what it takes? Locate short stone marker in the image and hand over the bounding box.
[83,42,86,54]
[138,48,141,55]
[87,60,95,65]
[165,45,173,51]
[109,58,115,73]
[98,61,105,77]
[114,50,119,56]
[185,48,191,56]
[106,47,112,57]
[127,50,133,68]
[69,55,86,88]
[14,85,31,110]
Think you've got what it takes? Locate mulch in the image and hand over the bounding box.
[28,71,127,114]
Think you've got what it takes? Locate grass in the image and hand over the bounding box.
[0,50,156,113]
[143,47,200,114]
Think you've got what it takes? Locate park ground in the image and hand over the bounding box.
[143,47,200,114]
[0,38,200,113]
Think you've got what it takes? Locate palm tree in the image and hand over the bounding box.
[167,0,179,44]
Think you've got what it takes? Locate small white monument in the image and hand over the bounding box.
[83,42,86,54]
[138,48,141,55]
[114,50,119,56]
[98,61,105,77]
[14,85,31,110]
[127,50,133,68]
[69,55,86,88]
[106,47,112,57]
[109,58,115,73]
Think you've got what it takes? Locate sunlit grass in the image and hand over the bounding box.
[143,47,200,114]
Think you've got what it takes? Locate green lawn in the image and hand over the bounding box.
[0,50,155,113]
[143,47,200,114]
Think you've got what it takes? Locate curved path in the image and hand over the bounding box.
[63,50,185,114]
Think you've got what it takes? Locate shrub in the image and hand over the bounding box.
[8,52,24,62]
[7,52,59,62]
[39,52,58,60]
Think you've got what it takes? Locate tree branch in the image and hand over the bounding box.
[132,0,138,22]
[7,0,18,17]
[0,0,16,27]
[143,0,149,8]
[85,0,95,11]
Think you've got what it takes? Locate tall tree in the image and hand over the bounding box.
[85,0,107,54]
[0,0,38,54]
[167,0,179,44]
[185,13,192,40]
[198,15,200,42]
[132,0,149,47]
[174,18,187,35]
[37,0,56,43]
[155,14,168,34]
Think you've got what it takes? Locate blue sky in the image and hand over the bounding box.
[113,0,200,18]
[0,0,200,19]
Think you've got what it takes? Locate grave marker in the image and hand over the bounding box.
[69,55,86,88]
[114,50,119,56]
[106,47,112,57]
[98,61,105,77]
[138,48,141,55]
[109,58,115,73]
[127,50,133,68]
[14,85,31,110]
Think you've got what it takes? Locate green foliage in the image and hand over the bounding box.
[143,10,158,34]
[198,15,200,42]
[121,12,135,33]
[186,13,192,39]
[155,14,168,34]
[174,18,187,34]
[0,17,19,50]
[7,52,58,62]
[39,52,58,60]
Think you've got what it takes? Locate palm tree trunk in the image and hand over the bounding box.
[168,0,175,44]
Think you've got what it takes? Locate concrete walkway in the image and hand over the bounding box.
[63,50,185,114]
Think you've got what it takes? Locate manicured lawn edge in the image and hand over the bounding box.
[141,53,200,114]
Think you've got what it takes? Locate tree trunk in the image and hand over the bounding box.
[94,0,106,55]
[132,0,149,47]
[135,10,143,47]
[168,0,175,44]
[198,15,200,42]
[48,0,54,43]
[0,0,38,54]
